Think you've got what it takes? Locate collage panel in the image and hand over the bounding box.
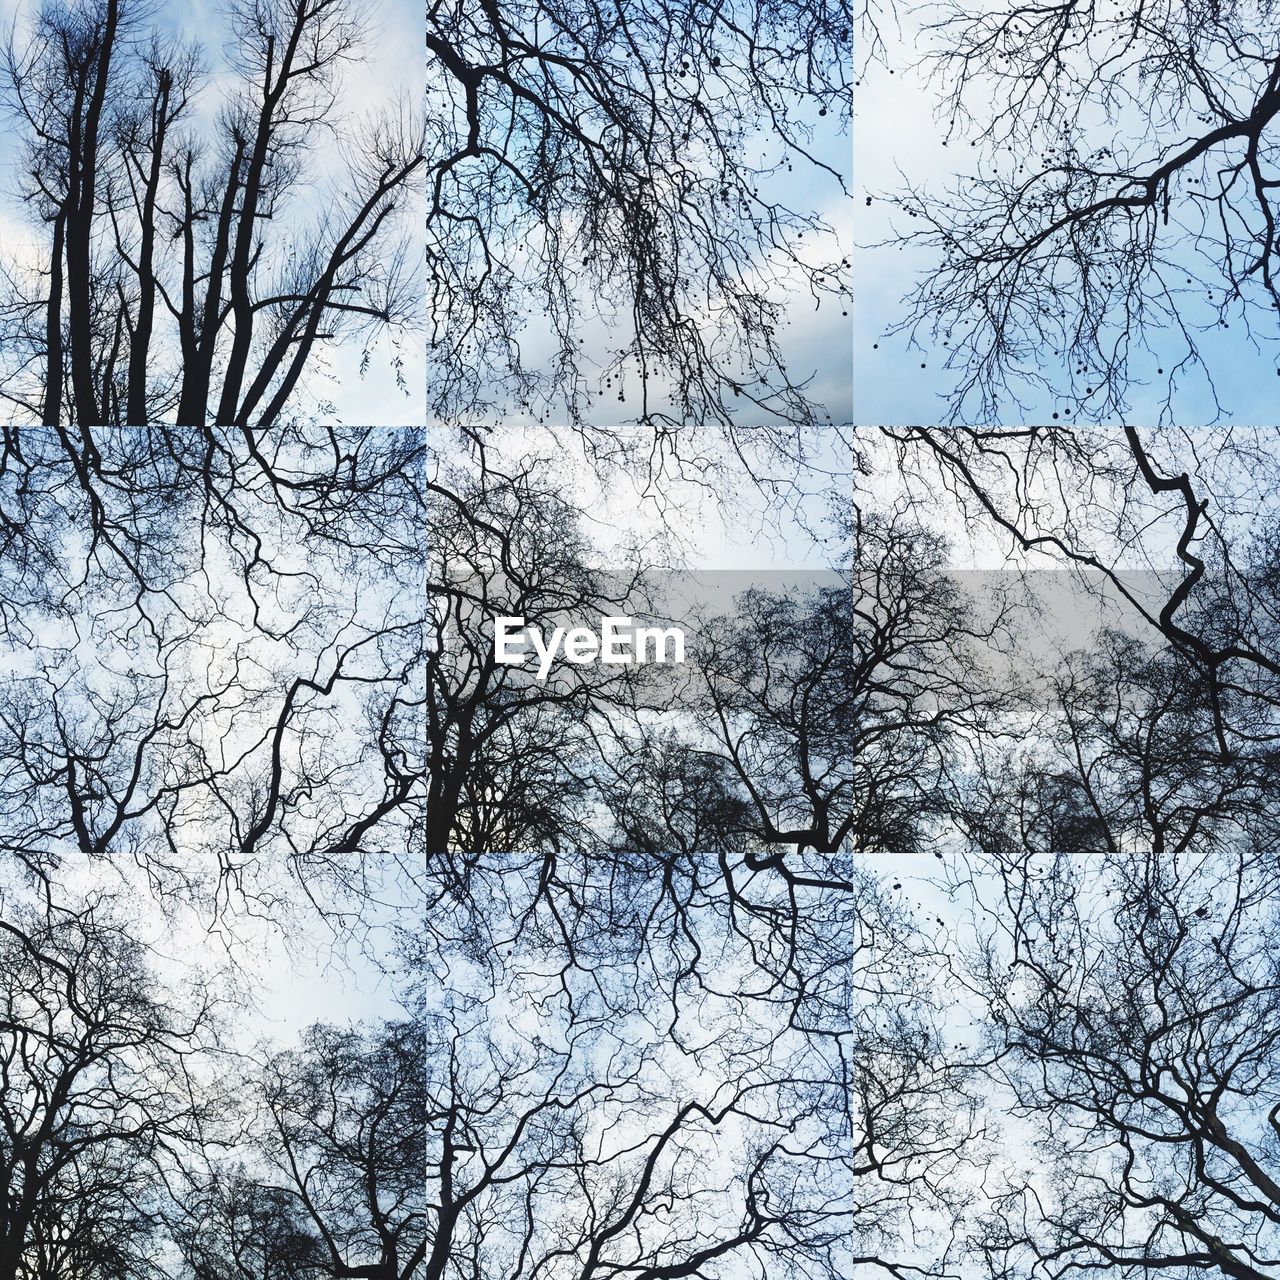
[0,0,425,426]
[860,427,1280,854]
[427,420,856,854]
[406,842,872,1277]
[853,1,1280,426]
[0,864,430,1274]
[0,426,425,863]
[869,843,1280,1278]
[426,2,852,430]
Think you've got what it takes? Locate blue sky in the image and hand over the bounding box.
[433,70,854,430]
[854,20,1280,427]
[0,0,425,426]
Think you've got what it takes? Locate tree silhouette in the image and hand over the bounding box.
[961,628,1280,854]
[426,427,644,851]
[885,428,1280,734]
[0,0,423,425]
[168,1172,328,1280]
[876,1,1280,421]
[257,1022,426,1280]
[0,889,217,1280]
[427,0,853,426]
[0,426,427,891]
[966,847,1280,1280]
[689,512,1008,854]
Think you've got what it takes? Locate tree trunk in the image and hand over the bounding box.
[41,208,67,425]
[125,71,171,425]
[65,0,120,425]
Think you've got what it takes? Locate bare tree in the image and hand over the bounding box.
[687,512,1008,853]
[884,428,1280,752]
[168,1171,329,1280]
[1,0,423,425]
[875,2,1280,421]
[0,887,218,1280]
[0,427,428,903]
[964,847,1280,1280]
[255,1022,426,1280]
[427,0,852,427]
[961,628,1280,854]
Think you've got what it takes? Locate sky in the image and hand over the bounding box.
[0,0,425,426]
[853,8,1280,427]
[460,423,854,571]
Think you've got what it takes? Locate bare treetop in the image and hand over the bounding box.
[428,0,853,427]
[864,0,1280,422]
[0,0,424,425]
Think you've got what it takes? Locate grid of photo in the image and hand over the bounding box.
[1,2,1279,1278]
